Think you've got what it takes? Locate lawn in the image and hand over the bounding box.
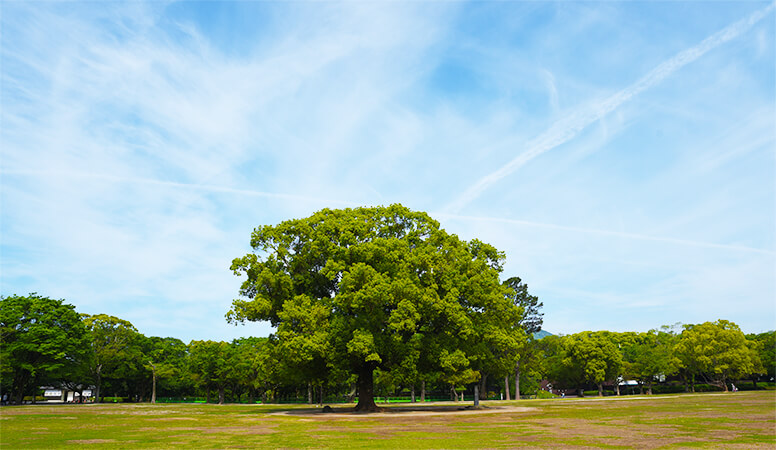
[1,391,774,448]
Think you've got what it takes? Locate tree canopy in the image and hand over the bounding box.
[675,320,760,392]
[1,294,89,404]
[228,204,523,411]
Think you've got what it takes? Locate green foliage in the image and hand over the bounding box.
[622,328,679,392]
[675,320,760,391]
[0,293,89,404]
[535,389,557,399]
[503,276,543,335]
[227,204,522,410]
[747,331,775,379]
[82,313,143,401]
[564,331,622,395]
[188,340,235,404]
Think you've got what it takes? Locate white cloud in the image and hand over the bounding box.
[446,2,776,213]
[1,1,773,340]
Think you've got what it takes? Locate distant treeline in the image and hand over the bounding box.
[1,293,773,405]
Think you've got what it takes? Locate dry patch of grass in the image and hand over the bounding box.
[1,391,773,448]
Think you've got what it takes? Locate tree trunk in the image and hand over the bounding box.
[504,375,511,400]
[598,383,603,397]
[319,385,324,405]
[474,384,480,408]
[14,371,29,405]
[451,384,457,401]
[307,383,312,404]
[353,364,380,412]
[420,380,426,402]
[151,366,157,404]
[95,370,102,403]
[410,384,416,403]
[639,382,644,395]
[479,373,488,401]
[647,381,653,395]
[614,380,620,396]
[515,362,520,400]
[218,386,225,405]
[206,389,211,404]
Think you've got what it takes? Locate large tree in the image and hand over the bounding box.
[188,340,234,404]
[143,336,190,403]
[82,314,142,402]
[227,204,520,411]
[674,320,759,392]
[502,276,542,399]
[746,331,774,386]
[564,331,622,396]
[0,294,89,404]
[622,329,679,394]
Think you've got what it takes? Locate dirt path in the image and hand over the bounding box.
[270,404,537,417]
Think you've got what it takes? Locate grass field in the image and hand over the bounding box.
[1,391,774,448]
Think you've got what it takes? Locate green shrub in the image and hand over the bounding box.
[582,390,613,397]
[735,382,767,391]
[650,384,686,394]
[535,390,557,399]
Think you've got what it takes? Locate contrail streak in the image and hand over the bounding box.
[0,169,358,206]
[437,213,776,256]
[446,2,775,213]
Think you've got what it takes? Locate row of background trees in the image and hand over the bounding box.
[2,293,773,405]
[2,204,773,407]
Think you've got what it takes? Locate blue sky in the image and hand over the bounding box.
[2,1,774,343]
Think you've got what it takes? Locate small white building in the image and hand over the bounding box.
[42,387,93,403]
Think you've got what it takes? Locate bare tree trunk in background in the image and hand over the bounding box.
[420,381,426,402]
[504,375,511,401]
[308,383,312,404]
[411,384,416,403]
[515,361,520,400]
[151,364,157,404]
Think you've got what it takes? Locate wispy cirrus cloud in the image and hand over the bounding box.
[437,213,775,256]
[446,2,776,213]
[1,1,773,340]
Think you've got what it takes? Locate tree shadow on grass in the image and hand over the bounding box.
[272,404,535,417]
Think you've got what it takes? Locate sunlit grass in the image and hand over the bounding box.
[1,391,774,448]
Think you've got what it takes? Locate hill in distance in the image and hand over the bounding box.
[533,330,553,339]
